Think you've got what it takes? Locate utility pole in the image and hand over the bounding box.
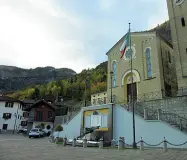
[13,106,19,134]
[110,71,113,103]
[84,78,89,107]
[129,23,137,149]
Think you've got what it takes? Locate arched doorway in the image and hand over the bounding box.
[121,70,140,104]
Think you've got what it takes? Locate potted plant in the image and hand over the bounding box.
[54,124,63,143]
[40,123,45,129]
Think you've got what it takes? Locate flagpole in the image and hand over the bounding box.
[129,23,137,149]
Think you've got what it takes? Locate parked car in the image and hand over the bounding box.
[29,128,44,138]
[23,128,27,134]
[18,127,27,134]
[42,129,51,137]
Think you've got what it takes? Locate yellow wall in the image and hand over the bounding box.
[106,32,176,103]
[107,32,163,103]
[84,108,109,116]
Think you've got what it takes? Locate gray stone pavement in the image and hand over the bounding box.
[0,134,187,160]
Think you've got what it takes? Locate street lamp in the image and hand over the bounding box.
[110,71,113,103]
[128,22,137,149]
[13,112,18,134]
[84,78,90,107]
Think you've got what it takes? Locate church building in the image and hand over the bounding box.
[106,0,187,104]
[166,0,187,88]
[106,31,177,104]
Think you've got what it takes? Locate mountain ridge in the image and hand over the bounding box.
[0,65,76,92]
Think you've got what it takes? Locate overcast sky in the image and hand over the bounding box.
[0,0,168,73]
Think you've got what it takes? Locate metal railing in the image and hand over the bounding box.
[161,112,187,132]
[60,108,81,124]
[119,101,187,133]
[111,87,187,104]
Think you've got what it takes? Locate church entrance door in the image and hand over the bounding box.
[127,83,137,103]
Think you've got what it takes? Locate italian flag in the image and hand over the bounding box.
[120,32,130,59]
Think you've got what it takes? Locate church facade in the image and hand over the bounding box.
[106,31,177,104]
[106,0,187,104]
[166,0,187,88]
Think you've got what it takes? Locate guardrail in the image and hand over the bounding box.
[49,136,187,151]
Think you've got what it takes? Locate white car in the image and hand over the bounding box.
[29,128,44,138]
[23,128,27,132]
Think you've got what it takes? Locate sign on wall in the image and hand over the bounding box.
[91,115,101,127]
[83,109,109,129]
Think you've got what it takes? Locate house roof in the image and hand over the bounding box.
[22,99,36,104]
[24,99,57,111]
[0,95,21,103]
[42,95,56,102]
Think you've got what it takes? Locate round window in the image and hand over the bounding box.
[124,46,136,61]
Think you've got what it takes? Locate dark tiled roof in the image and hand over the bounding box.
[53,102,64,106]
[22,99,36,104]
[0,95,21,102]
[25,99,57,111]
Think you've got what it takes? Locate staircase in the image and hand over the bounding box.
[161,112,187,132]
[54,109,81,126]
[121,101,187,133]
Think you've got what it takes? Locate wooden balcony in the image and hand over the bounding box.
[28,116,55,122]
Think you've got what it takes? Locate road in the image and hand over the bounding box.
[0,134,187,160]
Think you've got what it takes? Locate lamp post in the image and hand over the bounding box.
[129,23,137,149]
[13,111,18,134]
[110,71,113,103]
[84,77,90,107]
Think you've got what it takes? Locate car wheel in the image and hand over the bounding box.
[38,135,41,138]
[29,136,31,138]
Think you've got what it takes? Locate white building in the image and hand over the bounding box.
[0,96,23,132]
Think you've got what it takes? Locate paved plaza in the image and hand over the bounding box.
[0,134,187,160]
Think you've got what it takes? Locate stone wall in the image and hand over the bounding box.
[141,96,187,119]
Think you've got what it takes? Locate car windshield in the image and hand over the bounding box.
[31,129,38,132]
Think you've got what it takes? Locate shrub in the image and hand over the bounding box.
[58,137,64,142]
[40,123,45,129]
[55,124,63,132]
[55,124,63,137]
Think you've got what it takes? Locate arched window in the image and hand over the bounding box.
[181,17,185,27]
[112,61,117,87]
[145,48,152,78]
[168,51,171,63]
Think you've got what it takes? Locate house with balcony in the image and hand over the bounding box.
[25,99,56,133]
[0,95,23,132]
[22,99,35,110]
[91,92,107,105]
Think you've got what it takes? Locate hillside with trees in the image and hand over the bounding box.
[10,61,108,104]
[0,65,76,93]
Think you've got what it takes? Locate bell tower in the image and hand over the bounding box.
[166,0,187,88]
